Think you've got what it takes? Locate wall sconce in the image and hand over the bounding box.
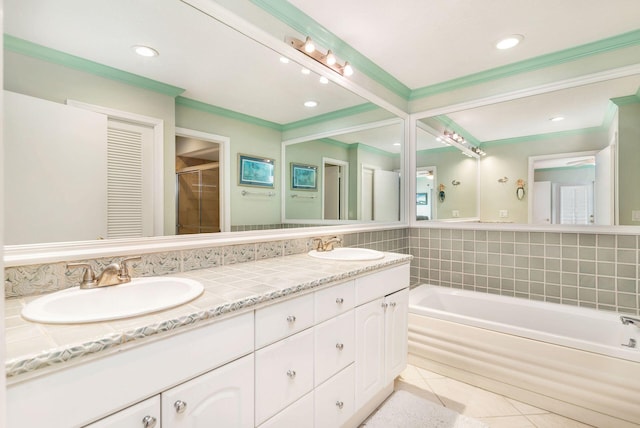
[286,36,354,76]
[451,180,461,186]
[516,179,526,200]
[444,130,466,145]
[498,176,509,184]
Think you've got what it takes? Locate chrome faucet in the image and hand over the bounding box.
[621,316,640,327]
[67,256,142,289]
[312,236,342,252]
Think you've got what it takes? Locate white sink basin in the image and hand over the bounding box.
[308,247,384,261]
[21,277,204,324]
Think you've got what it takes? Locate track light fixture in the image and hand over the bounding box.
[286,36,354,77]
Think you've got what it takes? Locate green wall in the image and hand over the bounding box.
[617,102,640,225]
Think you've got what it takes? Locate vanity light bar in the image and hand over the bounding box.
[286,36,353,76]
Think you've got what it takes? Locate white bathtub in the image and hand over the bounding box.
[407,285,640,428]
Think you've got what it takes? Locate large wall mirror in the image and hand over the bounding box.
[3,0,404,247]
[415,73,640,226]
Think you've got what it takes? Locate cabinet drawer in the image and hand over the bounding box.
[255,329,314,425]
[315,310,355,386]
[257,392,314,428]
[84,396,160,428]
[315,364,355,428]
[255,293,314,348]
[315,280,354,324]
[355,264,409,305]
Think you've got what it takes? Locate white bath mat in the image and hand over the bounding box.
[362,390,489,428]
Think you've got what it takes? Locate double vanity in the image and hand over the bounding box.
[6,250,411,428]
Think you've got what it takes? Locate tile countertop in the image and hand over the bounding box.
[5,251,412,381]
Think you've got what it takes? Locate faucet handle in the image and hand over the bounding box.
[119,256,142,281]
[66,263,97,288]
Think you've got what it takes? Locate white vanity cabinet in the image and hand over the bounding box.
[8,261,410,428]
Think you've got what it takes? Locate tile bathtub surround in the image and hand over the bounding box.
[409,228,640,316]
[4,228,409,298]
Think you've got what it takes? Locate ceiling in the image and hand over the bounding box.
[287,0,640,90]
[4,0,640,143]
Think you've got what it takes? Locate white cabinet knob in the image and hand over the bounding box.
[336,343,344,350]
[381,302,388,309]
[336,400,344,409]
[174,400,187,414]
[390,302,397,307]
[287,369,297,378]
[142,416,157,428]
[286,315,296,323]
[335,297,344,304]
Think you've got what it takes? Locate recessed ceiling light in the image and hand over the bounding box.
[496,35,524,50]
[301,68,311,75]
[319,76,329,84]
[132,45,159,57]
[304,101,318,108]
[550,116,565,122]
[279,57,290,64]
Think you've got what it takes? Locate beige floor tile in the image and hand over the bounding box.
[394,379,443,407]
[479,415,537,428]
[506,398,549,415]
[426,377,521,418]
[526,414,595,428]
[415,365,445,380]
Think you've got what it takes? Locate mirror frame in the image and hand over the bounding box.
[3,0,410,267]
[408,63,640,233]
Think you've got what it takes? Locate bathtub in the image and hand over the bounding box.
[407,285,640,428]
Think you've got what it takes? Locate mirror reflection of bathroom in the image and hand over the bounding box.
[416,167,436,221]
[175,136,221,234]
[530,149,613,225]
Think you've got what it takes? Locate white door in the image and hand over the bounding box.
[533,181,552,224]
[107,119,155,239]
[162,354,254,428]
[361,166,374,221]
[4,91,108,245]
[384,288,409,382]
[324,165,340,219]
[373,170,400,221]
[595,144,615,225]
[355,298,385,409]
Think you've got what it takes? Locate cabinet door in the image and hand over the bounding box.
[355,297,385,409]
[385,288,409,383]
[83,396,160,428]
[161,354,254,428]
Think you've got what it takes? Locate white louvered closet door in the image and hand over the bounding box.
[107,119,154,239]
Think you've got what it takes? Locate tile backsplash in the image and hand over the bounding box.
[4,229,408,298]
[6,226,639,316]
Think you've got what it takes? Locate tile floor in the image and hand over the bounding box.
[393,364,594,428]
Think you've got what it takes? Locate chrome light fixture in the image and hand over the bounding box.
[286,36,354,77]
